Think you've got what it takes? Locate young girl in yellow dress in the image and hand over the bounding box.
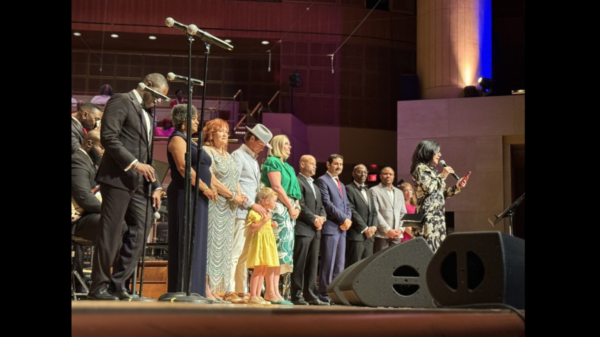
[246,187,281,305]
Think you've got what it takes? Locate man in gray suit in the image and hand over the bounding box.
[292,155,329,305]
[230,124,273,299]
[369,167,407,253]
[345,164,378,267]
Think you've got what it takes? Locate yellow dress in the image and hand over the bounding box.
[245,210,280,268]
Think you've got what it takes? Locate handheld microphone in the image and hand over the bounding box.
[165,17,189,33]
[153,206,161,220]
[167,72,204,86]
[187,24,233,51]
[439,160,459,180]
[137,83,170,101]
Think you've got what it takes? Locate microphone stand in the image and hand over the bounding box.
[158,32,209,303]
[489,193,525,236]
[125,97,159,302]
[189,41,211,300]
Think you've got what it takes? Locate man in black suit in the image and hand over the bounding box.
[71,102,103,154]
[345,164,378,268]
[71,130,105,292]
[291,155,329,306]
[88,73,167,300]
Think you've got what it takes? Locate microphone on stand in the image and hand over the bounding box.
[439,160,459,180]
[137,83,170,101]
[233,89,242,100]
[165,17,189,33]
[167,72,204,86]
[186,24,233,51]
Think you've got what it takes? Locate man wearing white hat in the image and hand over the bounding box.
[230,124,274,300]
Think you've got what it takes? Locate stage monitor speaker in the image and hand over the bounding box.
[400,74,420,101]
[331,237,435,308]
[426,231,525,309]
[326,259,365,305]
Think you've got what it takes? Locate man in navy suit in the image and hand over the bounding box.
[314,154,352,303]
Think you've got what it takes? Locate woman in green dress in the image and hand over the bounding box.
[260,135,301,304]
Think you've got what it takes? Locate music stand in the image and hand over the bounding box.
[488,193,525,236]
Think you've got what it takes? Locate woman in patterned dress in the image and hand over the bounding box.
[410,140,468,253]
[260,135,302,304]
[203,118,248,303]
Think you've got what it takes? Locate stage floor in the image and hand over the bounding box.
[72,300,525,337]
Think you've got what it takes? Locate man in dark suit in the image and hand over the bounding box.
[345,164,378,268]
[71,130,105,292]
[71,102,103,154]
[88,73,168,300]
[291,155,329,306]
[314,154,352,303]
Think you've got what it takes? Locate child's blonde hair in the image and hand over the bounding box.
[256,187,278,203]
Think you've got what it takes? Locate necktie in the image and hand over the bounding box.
[336,177,343,196]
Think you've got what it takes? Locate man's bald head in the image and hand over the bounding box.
[299,155,317,177]
[82,130,104,166]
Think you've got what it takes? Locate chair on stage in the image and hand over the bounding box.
[71,227,95,301]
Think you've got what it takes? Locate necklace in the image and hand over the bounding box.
[212,145,225,156]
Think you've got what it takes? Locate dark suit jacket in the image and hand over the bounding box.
[314,174,352,235]
[296,174,326,238]
[345,182,378,242]
[96,91,160,191]
[71,118,85,155]
[71,149,101,214]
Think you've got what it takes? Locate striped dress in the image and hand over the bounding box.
[204,146,241,293]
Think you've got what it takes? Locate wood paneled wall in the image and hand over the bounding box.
[72,0,417,130]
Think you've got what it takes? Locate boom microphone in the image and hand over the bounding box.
[137,83,170,101]
[186,24,233,51]
[167,72,204,86]
[165,17,189,33]
[439,160,459,180]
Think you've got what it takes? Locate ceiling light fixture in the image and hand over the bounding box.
[111,34,119,38]
[73,32,81,36]
[149,36,157,40]
[224,39,232,43]
[261,40,269,45]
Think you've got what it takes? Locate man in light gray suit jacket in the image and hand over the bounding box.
[369,167,407,253]
[230,124,273,298]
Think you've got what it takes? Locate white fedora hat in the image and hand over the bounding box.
[246,124,273,149]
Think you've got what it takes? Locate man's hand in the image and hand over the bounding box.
[135,163,156,182]
[271,220,278,228]
[339,218,352,231]
[386,228,399,239]
[152,189,162,210]
[251,203,267,217]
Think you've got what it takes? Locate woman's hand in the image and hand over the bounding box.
[441,166,454,179]
[233,193,245,205]
[203,189,218,201]
[288,207,300,220]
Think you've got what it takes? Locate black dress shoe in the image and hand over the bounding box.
[87,286,119,301]
[114,290,133,300]
[292,299,309,305]
[307,299,330,306]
